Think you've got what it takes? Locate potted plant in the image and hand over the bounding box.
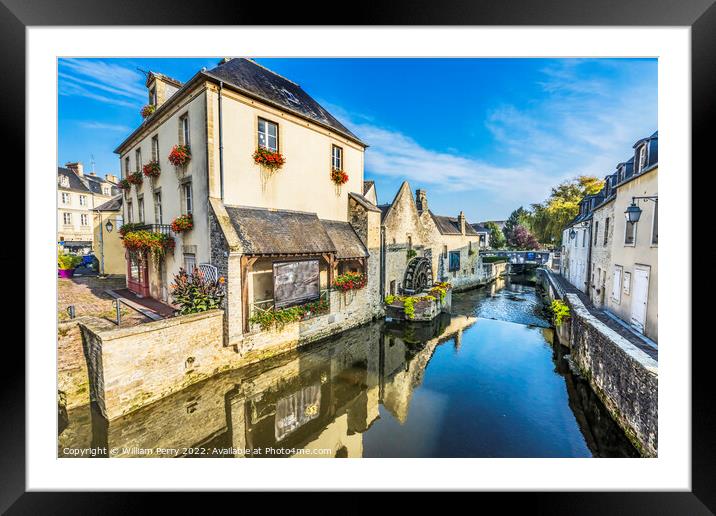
[140,104,156,119]
[330,168,349,186]
[142,160,161,179]
[168,144,191,167]
[253,147,285,171]
[118,178,132,192]
[127,171,143,186]
[58,253,82,278]
[122,230,175,261]
[171,213,193,233]
[334,272,366,292]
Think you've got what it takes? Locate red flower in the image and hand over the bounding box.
[168,145,191,166]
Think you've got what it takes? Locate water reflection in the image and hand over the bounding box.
[59,277,638,458]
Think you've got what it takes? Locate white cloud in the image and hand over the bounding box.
[58,59,146,107]
[77,121,131,132]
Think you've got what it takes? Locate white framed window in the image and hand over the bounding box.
[102,185,110,196]
[625,220,637,246]
[184,253,196,274]
[154,191,162,224]
[623,271,632,295]
[612,265,622,303]
[138,198,144,222]
[332,144,343,170]
[637,144,647,173]
[152,135,159,161]
[63,212,72,225]
[61,192,70,204]
[180,114,190,146]
[60,176,70,188]
[258,117,278,151]
[126,200,133,223]
[135,148,142,172]
[79,195,87,206]
[80,214,89,226]
[651,202,658,245]
[183,183,193,215]
[603,217,610,245]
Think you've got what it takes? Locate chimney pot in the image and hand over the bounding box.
[65,162,83,177]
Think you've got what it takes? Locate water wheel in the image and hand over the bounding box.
[402,257,433,294]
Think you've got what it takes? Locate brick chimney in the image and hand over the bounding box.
[105,173,118,184]
[65,162,83,177]
[146,71,182,108]
[458,211,466,235]
[415,189,428,213]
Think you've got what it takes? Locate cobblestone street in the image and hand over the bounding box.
[57,275,147,326]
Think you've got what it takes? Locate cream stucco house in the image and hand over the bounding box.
[114,58,382,350]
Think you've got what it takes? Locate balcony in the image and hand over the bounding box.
[135,224,172,235]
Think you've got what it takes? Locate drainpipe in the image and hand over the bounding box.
[218,81,225,201]
[95,209,105,275]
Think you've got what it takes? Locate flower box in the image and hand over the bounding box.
[127,171,143,186]
[330,168,349,185]
[122,230,175,260]
[168,145,191,167]
[171,214,193,233]
[142,160,161,178]
[253,147,285,171]
[118,178,132,191]
[141,104,156,119]
[334,272,366,292]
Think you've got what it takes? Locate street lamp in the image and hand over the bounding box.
[624,196,658,223]
[105,219,114,233]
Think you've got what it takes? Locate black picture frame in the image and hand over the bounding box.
[5,0,709,511]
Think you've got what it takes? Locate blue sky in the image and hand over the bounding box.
[58,57,657,221]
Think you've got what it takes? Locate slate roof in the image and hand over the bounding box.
[348,192,381,213]
[204,58,365,146]
[377,204,391,222]
[321,220,368,259]
[58,167,91,193]
[363,180,375,195]
[94,194,123,212]
[471,223,489,233]
[84,174,120,196]
[429,211,480,236]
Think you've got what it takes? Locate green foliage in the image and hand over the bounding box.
[384,295,396,305]
[118,222,144,237]
[334,272,366,292]
[428,281,451,302]
[550,299,571,327]
[170,267,226,315]
[406,248,417,260]
[486,221,506,249]
[249,298,329,331]
[57,254,82,270]
[402,296,416,319]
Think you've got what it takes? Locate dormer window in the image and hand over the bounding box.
[60,176,69,188]
[637,144,647,173]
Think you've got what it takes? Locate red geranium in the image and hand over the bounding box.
[171,214,193,233]
[330,168,349,185]
[334,272,366,292]
[253,147,286,171]
[168,145,191,167]
[142,160,161,178]
[141,104,156,119]
[127,171,143,186]
[118,178,131,191]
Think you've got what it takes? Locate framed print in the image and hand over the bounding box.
[4,0,711,512]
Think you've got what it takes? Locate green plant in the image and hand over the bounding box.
[249,297,329,331]
[402,296,416,319]
[428,281,451,302]
[122,230,175,261]
[384,294,396,305]
[406,248,417,260]
[57,254,82,270]
[141,104,156,118]
[171,214,193,233]
[118,222,144,237]
[253,147,286,170]
[170,267,226,315]
[550,299,571,327]
[127,171,143,186]
[142,160,161,178]
[168,145,191,167]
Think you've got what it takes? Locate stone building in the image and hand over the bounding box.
[377,181,485,296]
[58,162,120,254]
[560,193,604,294]
[113,58,382,351]
[588,172,618,308]
[92,195,125,275]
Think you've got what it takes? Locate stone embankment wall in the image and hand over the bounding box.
[79,285,382,421]
[539,269,658,457]
[58,317,96,409]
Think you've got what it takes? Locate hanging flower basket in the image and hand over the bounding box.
[142,160,161,179]
[334,272,366,292]
[118,222,144,237]
[118,178,132,192]
[168,145,191,167]
[122,230,175,261]
[140,104,156,119]
[171,213,193,233]
[127,171,144,186]
[253,147,285,171]
[330,168,349,186]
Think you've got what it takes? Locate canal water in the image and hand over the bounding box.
[59,275,638,458]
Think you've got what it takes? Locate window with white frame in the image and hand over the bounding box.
[612,265,622,302]
[183,182,193,214]
[154,191,162,224]
[603,217,610,245]
[625,220,637,245]
[180,114,190,146]
[184,253,196,274]
[135,148,142,172]
[152,135,159,161]
[138,198,144,222]
[637,144,647,173]
[63,212,72,225]
[102,185,110,196]
[126,200,133,223]
[332,145,343,170]
[623,271,631,295]
[80,214,89,226]
[79,195,87,206]
[258,117,278,152]
[651,203,658,245]
[60,176,70,188]
[61,192,70,204]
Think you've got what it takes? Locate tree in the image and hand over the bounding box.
[508,224,540,250]
[529,175,604,245]
[503,207,531,245]
[486,221,506,249]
